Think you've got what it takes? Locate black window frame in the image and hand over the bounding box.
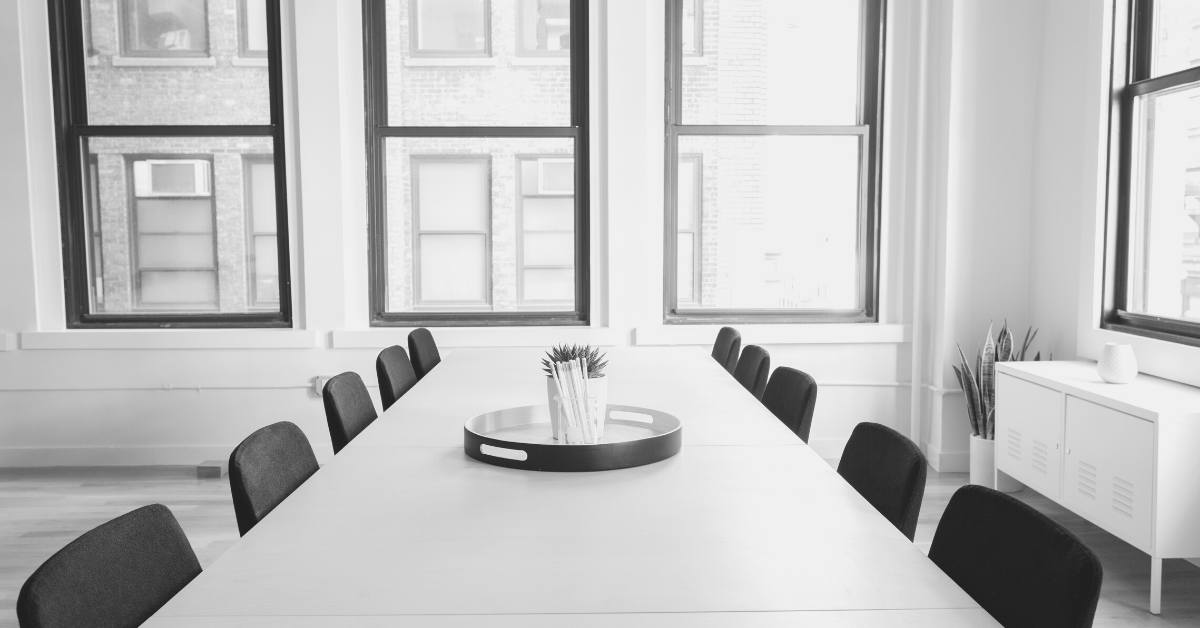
[1103,0,1200,345]
[119,0,212,58]
[408,0,493,58]
[663,0,885,325]
[48,0,292,328]
[363,0,589,327]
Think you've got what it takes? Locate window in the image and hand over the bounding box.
[365,0,588,326]
[518,0,570,56]
[664,0,884,323]
[410,0,490,57]
[49,0,290,327]
[240,0,268,58]
[1106,0,1200,343]
[121,0,209,56]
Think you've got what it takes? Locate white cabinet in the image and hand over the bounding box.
[995,375,1063,499]
[996,361,1200,616]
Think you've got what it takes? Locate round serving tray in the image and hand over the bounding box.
[464,404,682,472]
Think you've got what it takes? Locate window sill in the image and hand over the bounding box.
[331,327,621,349]
[634,324,911,346]
[231,56,269,67]
[19,329,319,351]
[111,55,217,67]
[509,56,570,66]
[403,57,499,67]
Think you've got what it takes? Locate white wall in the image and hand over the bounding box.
[0,0,918,467]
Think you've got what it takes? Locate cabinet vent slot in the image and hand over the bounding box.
[1113,477,1135,519]
[1077,461,1097,500]
[1031,440,1049,474]
[1006,428,1021,460]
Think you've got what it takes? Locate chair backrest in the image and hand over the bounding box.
[408,328,442,380]
[377,345,418,411]
[733,345,770,400]
[711,326,741,375]
[228,421,320,536]
[323,372,379,454]
[761,366,818,442]
[837,422,927,540]
[929,485,1103,628]
[17,504,201,628]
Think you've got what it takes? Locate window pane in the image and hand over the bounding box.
[137,199,214,232]
[244,0,269,53]
[139,270,217,305]
[383,137,574,313]
[1126,84,1200,320]
[84,0,270,125]
[678,157,699,230]
[124,0,208,54]
[386,0,571,126]
[538,159,574,194]
[1151,0,1200,77]
[523,268,573,301]
[675,134,862,310]
[248,161,276,233]
[416,159,491,231]
[253,235,279,304]
[419,234,488,303]
[415,0,487,53]
[523,232,573,266]
[678,232,695,302]
[523,198,573,230]
[681,0,860,125]
[682,0,700,55]
[84,136,276,315]
[518,0,570,54]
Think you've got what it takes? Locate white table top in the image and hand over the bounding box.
[148,348,997,626]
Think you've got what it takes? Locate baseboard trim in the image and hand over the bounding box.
[922,441,969,473]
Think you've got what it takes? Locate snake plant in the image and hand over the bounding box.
[541,344,608,378]
[953,322,1044,440]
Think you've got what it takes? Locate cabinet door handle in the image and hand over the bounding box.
[1066,448,1071,454]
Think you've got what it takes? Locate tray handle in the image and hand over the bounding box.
[479,443,529,462]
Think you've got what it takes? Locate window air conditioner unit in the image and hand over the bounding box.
[133,159,212,197]
[537,158,574,195]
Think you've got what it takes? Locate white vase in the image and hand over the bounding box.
[969,435,1023,492]
[546,375,607,440]
[1097,343,1138,384]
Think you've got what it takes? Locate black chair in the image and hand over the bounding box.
[228,421,320,536]
[17,504,201,628]
[837,422,927,541]
[377,345,418,411]
[711,326,741,375]
[733,345,770,400]
[408,328,441,380]
[929,485,1104,628]
[323,372,378,454]
[761,367,818,443]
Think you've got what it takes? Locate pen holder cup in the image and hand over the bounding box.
[552,395,605,445]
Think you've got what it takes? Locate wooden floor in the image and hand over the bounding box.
[1,464,1197,627]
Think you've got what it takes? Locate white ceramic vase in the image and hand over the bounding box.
[1097,342,1138,384]
[546,375,607,440]
[969,435,1023,492]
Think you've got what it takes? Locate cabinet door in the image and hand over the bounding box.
[1063,396,1154,552]
[996,374,1063,500]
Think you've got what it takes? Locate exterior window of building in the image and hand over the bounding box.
[121,0,209,56]
[517,0,570,55]
[50,0,291,327]
[366,0,588,326]
[676,155,702,304]
[664,0,884,323]
[410,0,490,56]
[244,157,278,308]
[518,156,575,306]
[1106,0,1200,343]
[240,0,268,58]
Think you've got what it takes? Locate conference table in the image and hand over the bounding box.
[146,348,1000,627]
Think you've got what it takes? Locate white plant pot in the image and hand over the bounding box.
[969,435,1022,492]
[1097,342,1138,384]
[546,375,607,440]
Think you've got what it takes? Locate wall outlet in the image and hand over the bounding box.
[310,375,330,398]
